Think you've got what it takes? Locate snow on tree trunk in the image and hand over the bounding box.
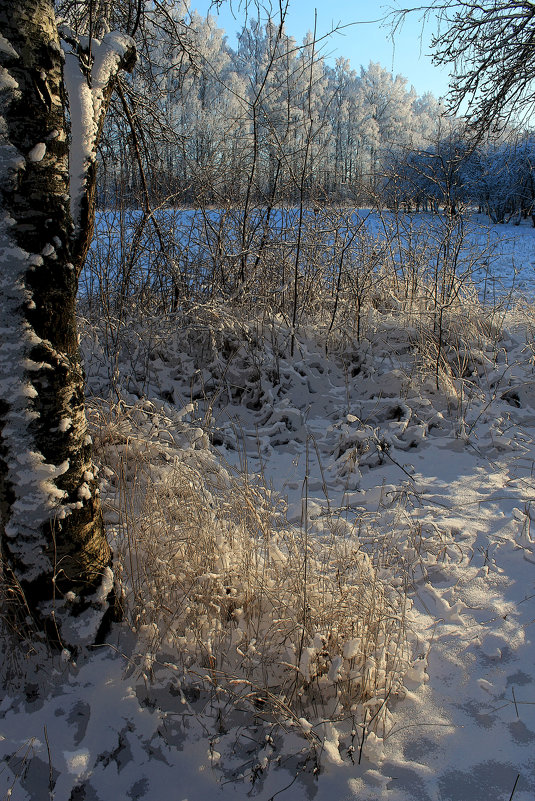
[0,0,134,647]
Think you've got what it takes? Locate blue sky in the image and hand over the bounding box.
[191,1,452,100]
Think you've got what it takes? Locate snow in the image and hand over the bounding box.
[0,62,75,580]
[91,33,134,98]
[27,142,46,162]
[61,32,134,229]
[95,565,114,604]
[0,66,19,92]
[0,32,18,59]
[0,145,24,183]
[62,50,97,225]
[64,748,90,777]
[4,282,535,801]
[2,220,535,798]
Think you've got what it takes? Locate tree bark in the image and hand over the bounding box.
[0,0,134,648]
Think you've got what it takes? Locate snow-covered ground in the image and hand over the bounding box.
[2,222,535,800]
[369,211,535,299]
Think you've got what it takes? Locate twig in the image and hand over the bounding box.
[267,770,300,801]
[358,708,368,765]
[44,725,54,799]
[512,686,519,719]
[508,773,520,801]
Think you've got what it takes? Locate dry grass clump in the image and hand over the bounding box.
[0,565,47,688]
[90,399,412,733]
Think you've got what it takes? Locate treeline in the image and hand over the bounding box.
[100,9,444,206]
[385,136,535,223]
[99,6,534,222]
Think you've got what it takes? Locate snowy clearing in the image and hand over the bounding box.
[2,222,535,800]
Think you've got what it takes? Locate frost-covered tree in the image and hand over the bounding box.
[412,92,444,145]
[0,0,135,646]
[324,58,357,194]
[95,7,446,208]
[382,117,470,215]
[357,62,417,183]
[464,136,535,223]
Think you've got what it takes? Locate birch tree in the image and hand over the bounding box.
[0,0,135,647]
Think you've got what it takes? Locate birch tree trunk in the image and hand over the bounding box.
[0,0,134,648]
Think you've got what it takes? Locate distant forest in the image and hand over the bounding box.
[98,10,535,223]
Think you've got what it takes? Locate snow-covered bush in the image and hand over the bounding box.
[90,397,412,739]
